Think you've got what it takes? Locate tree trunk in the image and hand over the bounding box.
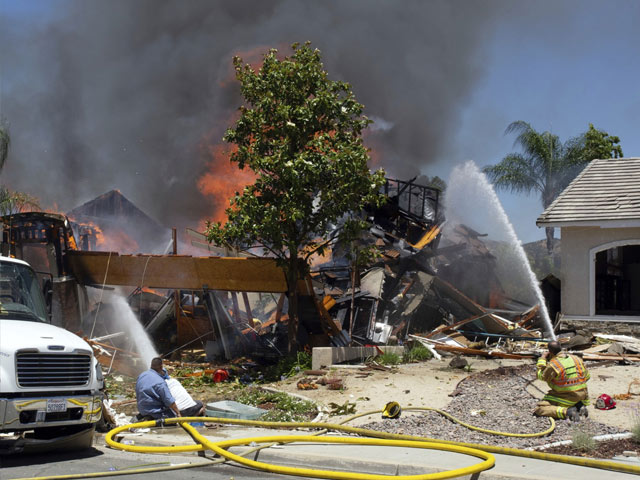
[286,258,299,354]
[349,267,355,339]
[545,227,555,254]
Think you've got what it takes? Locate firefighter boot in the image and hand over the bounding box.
[566,406,580,422]
[575,401,589,419]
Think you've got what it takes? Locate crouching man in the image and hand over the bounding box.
[534,341,590,421]
[166,377,205,417]
[135,357,181,420]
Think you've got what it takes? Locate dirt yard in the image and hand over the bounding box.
[271,357,640,433]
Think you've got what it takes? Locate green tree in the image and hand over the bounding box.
[580,123,623,162]
[206,43,386,353]
[483,121,623,253]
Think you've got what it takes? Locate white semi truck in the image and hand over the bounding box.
[0,256,103,453]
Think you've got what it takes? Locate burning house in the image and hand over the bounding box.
[0,176,552,373]
[68,189,170,254]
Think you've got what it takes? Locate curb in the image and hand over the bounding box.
[530,431,633,451]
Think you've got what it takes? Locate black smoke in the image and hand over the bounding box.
[1,0,504,232]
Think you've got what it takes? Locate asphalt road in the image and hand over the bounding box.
[0,446,312,480]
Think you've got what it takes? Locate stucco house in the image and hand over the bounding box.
[536,157,640,328]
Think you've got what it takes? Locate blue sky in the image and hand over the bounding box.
[1,1,638,244]
[433,2,640,242]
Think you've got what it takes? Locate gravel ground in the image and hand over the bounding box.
[360,364,622,449]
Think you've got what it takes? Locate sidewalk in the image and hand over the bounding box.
[98,425,640,480]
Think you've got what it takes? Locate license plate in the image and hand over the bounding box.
[46,398,66,413]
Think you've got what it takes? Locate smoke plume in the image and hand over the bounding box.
[0,0,503,232]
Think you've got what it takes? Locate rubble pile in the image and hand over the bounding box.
[3,179,640,372]
[298,179,552,360]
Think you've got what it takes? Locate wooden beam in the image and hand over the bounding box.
[66,251,288,292]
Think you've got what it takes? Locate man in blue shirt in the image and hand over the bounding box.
[135,357,181,420]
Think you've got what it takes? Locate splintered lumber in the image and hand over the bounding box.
[426,312,514,340]
[411,334,533,359]
[87,339,144,377]
[431,278,512,333]
[581,344,612,354]
[432,277,486,316]
[431,343,532,359]
[580,352,640,362]
[425,314,490,338]
[304,276,342,337]
[411,224,441,250]
[516,305,540,328]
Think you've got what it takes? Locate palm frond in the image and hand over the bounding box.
[483,153,544,195]
[0,127,9,172]
[0,187,40,216]
[505,120,561,175]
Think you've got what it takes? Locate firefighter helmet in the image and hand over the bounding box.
[595,394,616,410]
[382,401,402,419]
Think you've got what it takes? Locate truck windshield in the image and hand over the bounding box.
[0,262,48,323]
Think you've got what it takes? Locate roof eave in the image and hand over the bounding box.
[536,218,640,228]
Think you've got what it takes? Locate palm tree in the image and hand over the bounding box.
[484,121,590,254]
[0,125,8,172]
[0,126,40,215]
[0,186,40,216]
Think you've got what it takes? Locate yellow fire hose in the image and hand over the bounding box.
[12,406,640,479]
[101,417,494,480]
[105,414,640,477]
[182,425,495,480]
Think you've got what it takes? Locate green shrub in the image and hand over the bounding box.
[376,351,401,366]
[234,387,316,422]
[571,425,596,452]
[631,404,640,444]
[403,344,433,363]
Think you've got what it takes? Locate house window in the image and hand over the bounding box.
[595,244,640,315]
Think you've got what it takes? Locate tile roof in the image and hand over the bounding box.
[536,158,640,227]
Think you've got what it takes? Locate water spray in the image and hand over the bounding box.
[110,292,159,366]
[446,161,556,340]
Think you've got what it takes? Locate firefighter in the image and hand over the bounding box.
[534,340,590,421]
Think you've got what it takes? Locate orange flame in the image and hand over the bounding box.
[197,43,318,230]
[67,214,139,253]
[141,286,163,296]
[197,143,256,226]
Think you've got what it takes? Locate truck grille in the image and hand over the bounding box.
[16,353,91,387]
